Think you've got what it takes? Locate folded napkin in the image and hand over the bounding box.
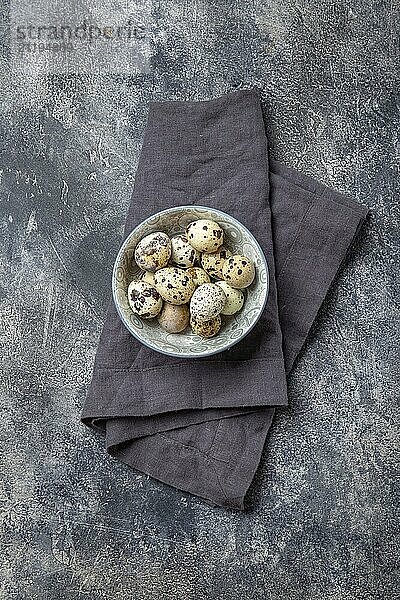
[82,89,368,509]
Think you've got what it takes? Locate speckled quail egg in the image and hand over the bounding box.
[222,255,255,289]
[186,267,211,288]
[141,270,156,286]
[186,219,224,252]
[215,281,244,315]
[154,267,196,305]
[201,247,232,279]
[170,234,201,267]
[127,280,163,319]
[190,314,221,338]
[158,302,190,333]
[134,232,171,272]
[189,283,226,323]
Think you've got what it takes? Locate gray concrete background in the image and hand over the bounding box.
[1,0,399,598]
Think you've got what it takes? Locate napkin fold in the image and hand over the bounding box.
[82,89,368,509]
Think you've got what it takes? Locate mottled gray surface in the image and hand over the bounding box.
[1,0,399,598]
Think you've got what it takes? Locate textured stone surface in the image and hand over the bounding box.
[1,0,399,598]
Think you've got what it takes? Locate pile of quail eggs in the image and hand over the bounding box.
[127,219,256,338]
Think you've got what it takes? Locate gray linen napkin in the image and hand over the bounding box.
[81,89,368,509]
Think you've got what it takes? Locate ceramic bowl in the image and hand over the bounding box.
[112,205,269,358]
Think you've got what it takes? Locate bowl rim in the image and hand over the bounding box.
[112,205,269,358]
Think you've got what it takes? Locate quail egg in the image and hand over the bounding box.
[222,255,255,289]
[158,302,190,333]
[154,267,196,305]
[127,280,163,318]
[190,314,221,338]
[190,283,226,323]
[171,234,201,267]
[186,219,224,252]
[201,247,232,279]
[134,232,171,272]
[215,281,244,315]
[141,270,156,286]
[186,267,211,288]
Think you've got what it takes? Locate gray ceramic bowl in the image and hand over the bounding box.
[112,206,269,358]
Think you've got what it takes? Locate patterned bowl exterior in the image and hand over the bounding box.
[112,206,269,358]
